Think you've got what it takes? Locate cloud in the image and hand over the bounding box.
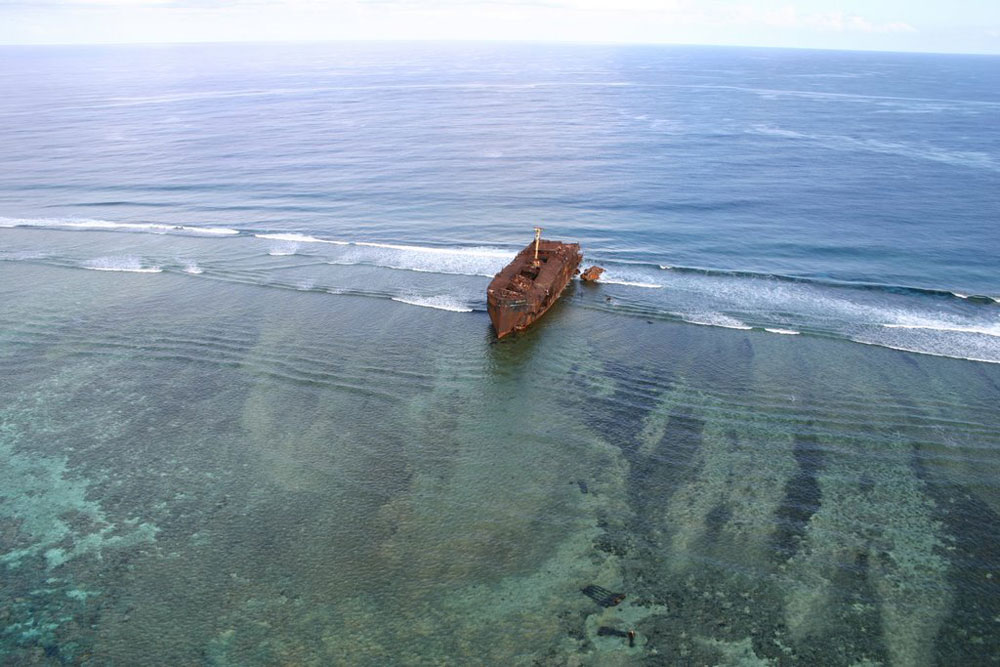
[0,0,930,48]
[0,0,172,5]
[764,8,917,33]
[349,0,920,35]
[50,0,174,4]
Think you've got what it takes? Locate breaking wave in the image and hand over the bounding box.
[391,295,474,312]
[652,262,996,305]
[599,266,664,288]
[951,292,999,304]
[255,232,347,245]
[4,220,998,364]
[1,216,238,236]
[267,243,299,256]
[83,256,162,273]
[682,313,753,330]
[355,241,511,258]
[883,322,1000,338]
[601,279,663,289]
[7,218,989,308]
[331,243,513,278]
[850,336,1000,365]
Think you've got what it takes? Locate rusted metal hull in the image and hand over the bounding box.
[487,239,582,338]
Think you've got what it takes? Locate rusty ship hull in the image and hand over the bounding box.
[487,239,582,338]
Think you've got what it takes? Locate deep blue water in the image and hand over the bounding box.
[1,43,999,664]
[1,42,998,363]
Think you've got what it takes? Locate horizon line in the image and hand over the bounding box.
[1,37,998,57]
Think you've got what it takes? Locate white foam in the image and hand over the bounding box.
[391,295,474,313]
[765,328,801,335]
[255,232,348,245]
[354,241,512,258]
[0,217,238,236]
[185,226,237,236]
[83,257,161,273]
[330,261,468,276]
[659,264,673,270]
[333,243,513,278]
[883,323,1000,338]
[849,338,1000,365]
[602,279,663,289]
[182,262,203,275]
[851,315,1000,364]
[945,293,998,303]
[267,243,299,256]
[600,267,665,289]
[682,313,753,330]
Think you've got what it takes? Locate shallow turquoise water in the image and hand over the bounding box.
[2,256,999,664]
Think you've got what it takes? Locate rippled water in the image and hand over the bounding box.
[1,43,999,664]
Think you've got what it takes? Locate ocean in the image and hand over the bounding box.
[1,42,998,664]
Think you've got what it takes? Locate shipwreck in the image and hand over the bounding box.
[487,227,582,339]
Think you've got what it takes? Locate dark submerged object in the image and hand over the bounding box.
[581,584,626,607]
[596,627,637,646]
[487,228,582,339]
[596,627,629,638]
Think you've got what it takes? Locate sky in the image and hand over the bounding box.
[1,0,998,54]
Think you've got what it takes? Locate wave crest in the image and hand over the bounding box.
[391,295,474,312]
[83,256,162,273]
[1,216,237,236]
[255,232,347,245]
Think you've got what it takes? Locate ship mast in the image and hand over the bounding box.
[533,226,543,266]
